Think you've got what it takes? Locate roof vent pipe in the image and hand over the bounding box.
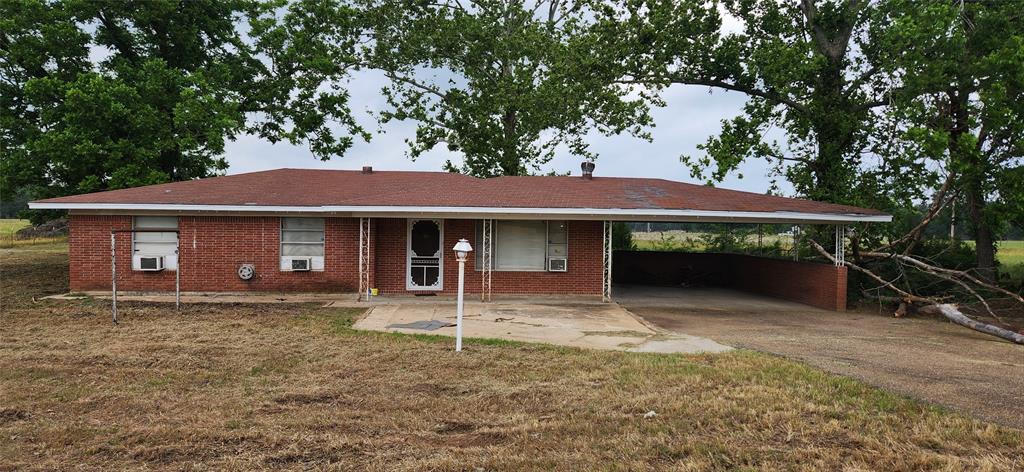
[581,161,595,180]
[362,166,373,174]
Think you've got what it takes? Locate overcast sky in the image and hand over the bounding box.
[224,72,792,196]
[219,7,792,195]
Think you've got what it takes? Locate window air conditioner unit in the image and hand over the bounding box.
[290,257,312,271]
[548,257,567,272]
[139,256,165,271]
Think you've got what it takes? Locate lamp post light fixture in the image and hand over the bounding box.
[452,238,473,352]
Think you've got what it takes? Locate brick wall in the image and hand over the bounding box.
[373,218,603,296]
[69,215,603,296]
[70,215,359,292]
[613,251,848,311]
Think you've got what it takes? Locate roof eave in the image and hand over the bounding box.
[29,202,892,224]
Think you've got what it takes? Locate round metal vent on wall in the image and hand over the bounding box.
[238,264,256,281]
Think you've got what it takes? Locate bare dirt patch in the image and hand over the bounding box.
[2,246,1023,470]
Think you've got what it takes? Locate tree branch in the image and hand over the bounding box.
[809,239,930,303]
[622,77,810,115]
[873,171,956,254]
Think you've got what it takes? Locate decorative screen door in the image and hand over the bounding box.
[407,219,443,290]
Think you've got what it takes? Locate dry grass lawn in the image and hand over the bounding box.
[1,246,1022,470]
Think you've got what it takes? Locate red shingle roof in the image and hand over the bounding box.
[32,168,887,218]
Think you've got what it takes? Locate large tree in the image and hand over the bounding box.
[360,0,652,176]
[878,0,1024,281]
[593,0,933,213]
[0,0,366,221]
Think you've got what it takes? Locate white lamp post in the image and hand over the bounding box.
[452,238,473,352]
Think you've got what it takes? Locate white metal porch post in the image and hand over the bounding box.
[480,219,493,302]
[358,217,372,300]
[602,220,612,302]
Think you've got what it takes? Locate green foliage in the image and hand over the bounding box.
[611,221,635,250]
[593,0,929,212]
[361,0,653,176]
[878,0,1024,277]
[595,0,1023,285]
[0,0,367,222]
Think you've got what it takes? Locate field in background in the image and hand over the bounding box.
[2,244,1022,469]
[631,230,794,251]
[0,218,67,248]
[631,230,1024,275]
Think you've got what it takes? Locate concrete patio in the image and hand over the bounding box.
[53,290,732,354]
[353,301,732,354]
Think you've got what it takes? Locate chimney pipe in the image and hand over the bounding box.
[362,166,373,174]
[581,161,595,180]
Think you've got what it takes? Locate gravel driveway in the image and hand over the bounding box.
[619,286,1024,429]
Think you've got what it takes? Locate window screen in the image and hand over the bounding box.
[281,218,325,257]
[132,216,178,270]
[133,216,178,256]
[547,221,567,259]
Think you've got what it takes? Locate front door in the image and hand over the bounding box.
[407,219,443,290]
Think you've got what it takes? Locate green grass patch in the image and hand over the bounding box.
[0,218,30,235]
[0,219,67,249]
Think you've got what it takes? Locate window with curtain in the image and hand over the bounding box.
[280,217,325,270]
[133,216,178,270]
[475,220,567,271]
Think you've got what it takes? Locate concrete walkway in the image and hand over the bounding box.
[354,301,732,354]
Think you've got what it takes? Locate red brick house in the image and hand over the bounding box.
[29,167,890,309]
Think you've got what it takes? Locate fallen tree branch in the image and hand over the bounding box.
[919,304,1024,345]
[808,239,930,303]
[861,251,1024,307]
[809,239,1023,345]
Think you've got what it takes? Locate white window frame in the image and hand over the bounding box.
[546,220,568,270]
[132,216,179,271]
[476,220,567,272]
[280,217,325,271]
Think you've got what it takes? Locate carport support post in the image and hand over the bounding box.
[834,225,846,266]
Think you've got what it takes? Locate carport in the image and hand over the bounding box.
[608,220,881,312]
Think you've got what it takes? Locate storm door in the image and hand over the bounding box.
[407,219,443,290]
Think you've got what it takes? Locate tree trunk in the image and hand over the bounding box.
[500,108,521,176]
[967,187,997,282]
[948,87,998,282]
[795,0,867,205]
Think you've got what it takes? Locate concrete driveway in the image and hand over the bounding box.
[617,285,1024,429]
[354,300,731,354]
